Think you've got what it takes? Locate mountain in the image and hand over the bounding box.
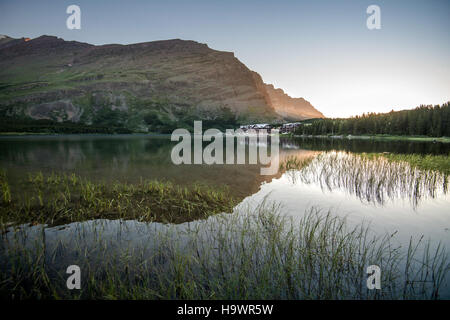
[265,84,324,120]
[0,35,324,133]
[0,35,30,50]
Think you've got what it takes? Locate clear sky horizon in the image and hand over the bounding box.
[1,0,449,118]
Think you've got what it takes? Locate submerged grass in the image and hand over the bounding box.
[0,202,448,300]
[0,170,236,227]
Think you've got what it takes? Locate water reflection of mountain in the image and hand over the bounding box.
[3,135,446,204]
[0,135,312,200]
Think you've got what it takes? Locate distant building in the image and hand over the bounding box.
[239,123,272,133]
[280,122,302,133]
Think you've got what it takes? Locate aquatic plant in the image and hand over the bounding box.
[0,203,447,300]
[283,152,449,208]
[0,171,11,204]
[0,171,236,227]
[362,152,450,176]
[279,155,316,171]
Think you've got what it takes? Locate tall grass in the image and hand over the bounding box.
[0,171,11,204]
[279,155,315,171]
[362,152,450,176]
[281,152,449,208]
[0,202,448,299]
[0,171,236,227]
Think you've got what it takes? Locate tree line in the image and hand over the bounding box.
[0,117,132,134]
[295,102,450,137]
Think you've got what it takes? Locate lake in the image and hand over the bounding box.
[0,134,449,299]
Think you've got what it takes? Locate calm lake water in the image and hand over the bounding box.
[1,135,449,239]
[1,134,449,297]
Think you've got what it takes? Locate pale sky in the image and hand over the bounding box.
[1,0,449,117]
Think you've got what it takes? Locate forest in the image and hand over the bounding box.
[0,117,132,134]
[295,102,450,137]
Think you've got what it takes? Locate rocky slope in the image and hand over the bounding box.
[0,35,324,132]
[265,84,324,120]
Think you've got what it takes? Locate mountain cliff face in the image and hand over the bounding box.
[265,84,324,120]
[0,35,324,132]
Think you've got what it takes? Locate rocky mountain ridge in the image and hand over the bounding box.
[0,35,324,132]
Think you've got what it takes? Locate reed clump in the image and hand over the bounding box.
[279,155,316,171]
[0,171,236,227]
[282,152,449,208]
[363,152,450,176]
[0,203,447,300]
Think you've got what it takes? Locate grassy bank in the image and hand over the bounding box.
[295,134,450,143]
[0,132,55,136]
[0,171,236,227]
[0,118,133,134]
[0,204,448,299]
[279,151,449,208]
[361,153,450,176]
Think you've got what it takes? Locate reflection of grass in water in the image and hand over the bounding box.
[279,155,316,171]
[0,202,447,299]
[0,170,236,226]
[283,152,448,208]
[362,153,450,176]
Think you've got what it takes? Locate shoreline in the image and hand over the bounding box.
[292,134,450,143]
[0,132,172,138]
[1,131,450,144]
